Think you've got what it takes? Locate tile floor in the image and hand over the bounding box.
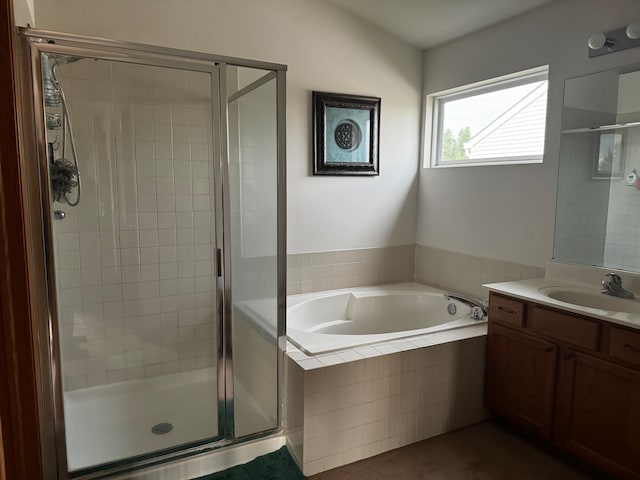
[308,420,605,479]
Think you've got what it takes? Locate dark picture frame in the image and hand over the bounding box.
[592,130,626,179]
[312,91,381,176]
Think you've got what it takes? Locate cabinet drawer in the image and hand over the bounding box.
[489,294,525,327]
[530,307,599,350]
[609,328,640,368]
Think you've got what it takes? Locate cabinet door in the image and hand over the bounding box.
[555,351,640,479]
[486,323,557,438]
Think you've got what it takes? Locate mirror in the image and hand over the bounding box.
[554,64,640,272]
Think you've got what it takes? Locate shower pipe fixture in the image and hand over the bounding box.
[43,53,83,207]
[588,21,640,57]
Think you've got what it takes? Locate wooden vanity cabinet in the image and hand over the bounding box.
[486,292,640,479]
[486,323,557,438]
[555,349,640,478]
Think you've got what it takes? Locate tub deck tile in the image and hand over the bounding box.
[315,354,344,367]
[336,351,364,362]
[408,338,434,348]
[372,344,401,355]
[287,350,309,361]
[298,358,325,370]
[285,324,487,371]
[352,346,380,358]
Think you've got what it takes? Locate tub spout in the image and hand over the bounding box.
[444,293,487,320]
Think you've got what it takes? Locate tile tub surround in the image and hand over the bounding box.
[283,329,488,476]
[415,244,546,301]
[287,245,416,296]
[51,60,217,390]
[287,244,545,303]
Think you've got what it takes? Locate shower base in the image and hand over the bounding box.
[64,367,272,472]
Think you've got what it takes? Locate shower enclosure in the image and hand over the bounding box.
[17,29,286,479]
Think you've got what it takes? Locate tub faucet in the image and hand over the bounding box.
[444,293,488,320]
[601,273,634,299]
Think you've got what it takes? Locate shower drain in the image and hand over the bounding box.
[151,423,173,435]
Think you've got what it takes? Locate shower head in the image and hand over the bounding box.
[42,54,83,106]
[41,52,83,207]
[42,54,83,77]
[42,55,60,106]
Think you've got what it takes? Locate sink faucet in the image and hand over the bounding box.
[444,293,488,320]
[601,273,634,299]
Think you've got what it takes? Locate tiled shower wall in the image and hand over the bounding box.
[51,59,217,390]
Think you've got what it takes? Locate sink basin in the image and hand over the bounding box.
[541,288,640,314]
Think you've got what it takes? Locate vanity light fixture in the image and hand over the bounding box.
[626,21,640,40]
[587,33,614,50]
[588,21,640,57]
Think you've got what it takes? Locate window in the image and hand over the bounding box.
[426,66,549,167]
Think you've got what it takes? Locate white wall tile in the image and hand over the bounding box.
[54,61,216,390]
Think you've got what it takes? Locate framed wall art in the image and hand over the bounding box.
[312,91,381,176]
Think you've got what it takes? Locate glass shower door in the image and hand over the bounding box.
[41,50,221,472]
[226,67,280,437]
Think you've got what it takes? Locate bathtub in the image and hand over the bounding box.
[287,282,486,354]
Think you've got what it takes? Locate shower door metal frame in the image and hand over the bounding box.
[17,28,287,480]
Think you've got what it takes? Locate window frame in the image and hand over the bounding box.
[424,65,550,168]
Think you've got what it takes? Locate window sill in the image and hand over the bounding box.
[428,157,544,168]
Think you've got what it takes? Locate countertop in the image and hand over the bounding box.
[484,277,640,331]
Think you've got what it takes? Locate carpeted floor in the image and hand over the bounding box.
[309,421,606,480]
[195,446,305,480]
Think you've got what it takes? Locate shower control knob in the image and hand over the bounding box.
[46,113,63,130]
[54,210,66,220]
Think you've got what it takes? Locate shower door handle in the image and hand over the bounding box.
[216,248,222,277]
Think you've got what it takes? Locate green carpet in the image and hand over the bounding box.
[195,446,306,480]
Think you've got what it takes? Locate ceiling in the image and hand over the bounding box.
[323,0,557,49]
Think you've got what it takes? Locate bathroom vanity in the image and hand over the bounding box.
[484,57,640,479]
[485,278,640,479]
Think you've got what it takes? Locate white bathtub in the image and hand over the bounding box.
[287,282,486,354]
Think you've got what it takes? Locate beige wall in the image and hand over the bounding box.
[34,0,423,255]
[33,0,640,275]
[418,0,640,267]
[13,0,34,26]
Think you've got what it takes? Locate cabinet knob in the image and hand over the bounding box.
[563,352,575,360]
[544,346,554,353]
